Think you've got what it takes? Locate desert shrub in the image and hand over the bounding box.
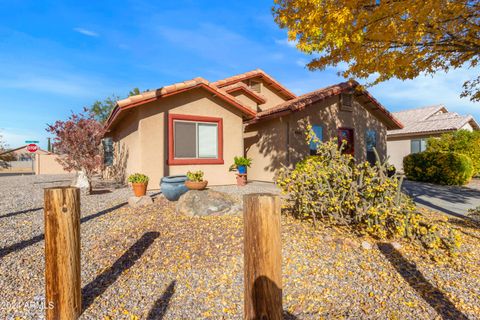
[187,170,204,182]
[128,173,149,184]
[277,134,460,256]
[403,151,473,185]
[427,130,480,175]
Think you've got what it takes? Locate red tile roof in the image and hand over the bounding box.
[222,82,267,104]
[245,80,404,130]
[212,69,297,100]
[105,77,257,130]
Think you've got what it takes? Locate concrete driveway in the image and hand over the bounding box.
[402,179,480,218]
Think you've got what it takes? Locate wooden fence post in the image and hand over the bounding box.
[44,187,81,320]
[244,193,282,320]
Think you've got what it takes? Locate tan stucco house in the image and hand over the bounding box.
[105,69,403,188]
[387,105,479,171]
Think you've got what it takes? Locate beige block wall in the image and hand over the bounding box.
[110,88,244,189]
[246,95,388,182]
[35,154,73,175]
[386,139,411,172]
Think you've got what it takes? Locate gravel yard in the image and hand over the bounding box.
[1,175,480,319]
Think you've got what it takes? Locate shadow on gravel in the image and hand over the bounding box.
[0,207,42,219]
[378,243,468,320]
[82,231,160,312]
[147,280,176,320]
[0,202,127,259]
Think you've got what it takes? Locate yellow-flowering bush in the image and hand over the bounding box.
[277,131,460,256]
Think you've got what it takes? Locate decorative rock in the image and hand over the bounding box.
[391,241,402,250]
[71,171,90,192]
[361,241,373,250]
[128,195,153,208]
[176,190,242,216]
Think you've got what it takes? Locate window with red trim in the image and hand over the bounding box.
[168,114,224,165]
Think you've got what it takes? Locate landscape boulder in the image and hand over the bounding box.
[128,195,153,208]
[176,190,242,216]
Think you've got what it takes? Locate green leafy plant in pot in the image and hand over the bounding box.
[230,156,252,186]
[232,156,252,174]
[128,173,149,197]
[185,170,208,190]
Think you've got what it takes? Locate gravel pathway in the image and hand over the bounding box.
[1,175,479,319]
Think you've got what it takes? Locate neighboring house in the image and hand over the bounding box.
[105,69,403,188]
[387,105,480,171]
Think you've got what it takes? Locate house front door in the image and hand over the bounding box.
[338,128,354,155]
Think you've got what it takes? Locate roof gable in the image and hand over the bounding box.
[212,69,297,100]
[222,82,266,104]
[245,80,403,130]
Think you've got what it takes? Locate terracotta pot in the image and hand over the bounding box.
[185,180,208,190]
[132,182,148,197]
[236,174,247,186]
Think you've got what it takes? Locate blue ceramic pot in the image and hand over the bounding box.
[237,165,247,174]
[160,175,188,201]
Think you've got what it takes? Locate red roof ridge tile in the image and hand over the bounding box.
[221,82,267,104]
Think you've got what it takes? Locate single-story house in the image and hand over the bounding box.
[104,69,403,188]
[387,105,480,171]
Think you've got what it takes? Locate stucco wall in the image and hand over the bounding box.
[229,91,258,112]
[246,95,388,182]
[240,80,288,111]
[110,88,244,189]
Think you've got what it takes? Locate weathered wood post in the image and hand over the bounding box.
[44,187,81,320]
[244,193,282,320]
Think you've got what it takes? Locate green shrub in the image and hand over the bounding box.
[403,151,473,185]
[187,170,204,182]
[233,156,252,167]
[427,130,480,176]
[128,173,149,184]
[277,136,460,257]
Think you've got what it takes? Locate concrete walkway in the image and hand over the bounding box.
[402,179,480,218]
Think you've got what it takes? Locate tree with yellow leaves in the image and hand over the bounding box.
[273,0,480,100]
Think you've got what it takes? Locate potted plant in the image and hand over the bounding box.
[230,156,252,186]
[232,156,252,174]
[185,170,208,190]
[128,173,149,197]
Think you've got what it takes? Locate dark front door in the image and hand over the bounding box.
[338,128,354,155]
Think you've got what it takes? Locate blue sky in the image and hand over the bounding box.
[0,0,478,149]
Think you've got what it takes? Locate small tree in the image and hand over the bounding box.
[46,109,106,193]
[90,88,142,123]
[0,134,13,168]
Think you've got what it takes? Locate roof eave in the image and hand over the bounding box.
[105,83,256,131]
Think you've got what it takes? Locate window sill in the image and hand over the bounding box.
[168,158,224,165]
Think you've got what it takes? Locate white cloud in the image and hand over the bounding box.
[369,66,480,116]
[73,27,99,37]
[274,38,297,48]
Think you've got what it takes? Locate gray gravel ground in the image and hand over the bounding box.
[1,175,479,319]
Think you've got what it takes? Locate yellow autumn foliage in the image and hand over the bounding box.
[273,0,480,101]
